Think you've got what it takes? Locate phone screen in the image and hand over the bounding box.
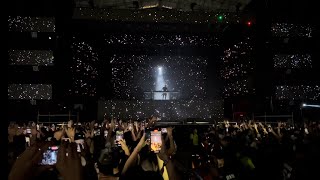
[161,128,167,134]
[26,128,31,134]
[151,130,162,153]
[104,130,108,137]
[115,131,124,146]
[25,137,30,146]
[94,129,101,136]
[39,146,59,165]
[75,139,84,153]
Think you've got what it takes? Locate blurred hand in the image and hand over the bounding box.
[84,129,93,139]
[9,142,52,180]
[167,127,174,137]
[16,128,24,136]
[234,123,239,129]
[135,133,146,152]
[110,119,115,130]
[66,128,75,142]
[157,137,169,162]
[278,122,281,128]
[54,129,65,141]
[56,142,82,180]
[124,127,130,133]
[119,139,130,156]
[31,127,38,136]
[90,120,95,130]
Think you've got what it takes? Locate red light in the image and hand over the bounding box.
[247,21,252,26]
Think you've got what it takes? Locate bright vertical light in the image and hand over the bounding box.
[155,66,165,100]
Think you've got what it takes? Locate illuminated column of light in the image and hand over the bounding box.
[155,66,165,100]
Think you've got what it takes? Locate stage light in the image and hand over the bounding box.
[247,21,252,26]
[158,66,162,70]
[218,15,223,21]
[302,103,320,108]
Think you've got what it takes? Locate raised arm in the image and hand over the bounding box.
[122,133,146,175]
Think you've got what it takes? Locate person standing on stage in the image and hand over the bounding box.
[162,84,168,100]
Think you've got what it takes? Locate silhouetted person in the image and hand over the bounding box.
[162,85,168,100]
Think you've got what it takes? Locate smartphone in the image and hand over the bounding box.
[145,128,151,141]
[25,137,30,147]
[104,130,108,138]
[151,130,162,153]
[26,128,31,134]
[75,139,84,153]
[94,129,101,136]
[161,128,167,134]
[115,131,124,146]
[39,146,59,165]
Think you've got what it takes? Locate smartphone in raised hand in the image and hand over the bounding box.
[75,139,84,153]
[151,130,162,153]
[25,137,30,147]
[115,131,124,146]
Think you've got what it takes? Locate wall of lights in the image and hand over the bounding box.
[8,84,52,100]
[8,16,55,32]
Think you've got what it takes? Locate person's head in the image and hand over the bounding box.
[139,146,158,172]
[141,158,158,172]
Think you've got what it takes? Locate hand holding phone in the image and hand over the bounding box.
[115,131,124,146]
[75,139,84,153]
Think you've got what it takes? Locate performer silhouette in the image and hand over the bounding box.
[162,85,168,100]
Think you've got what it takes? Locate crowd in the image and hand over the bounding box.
[8,118,320,180]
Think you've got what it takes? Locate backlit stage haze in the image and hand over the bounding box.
[99,55,224,121]
[98,99,224,122]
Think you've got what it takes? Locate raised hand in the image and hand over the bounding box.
[167,127,174,137]
[147,116,157,128]
[54,128,65,141]
[66,127,75,142]
[110,119,115,130]
[90,120,95,130]
[157,136,169,162]
[119,139,130,156]
[9,142,52,180]
[56,142,82,180]
[84,129,93,139]
[135,133,146,152]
